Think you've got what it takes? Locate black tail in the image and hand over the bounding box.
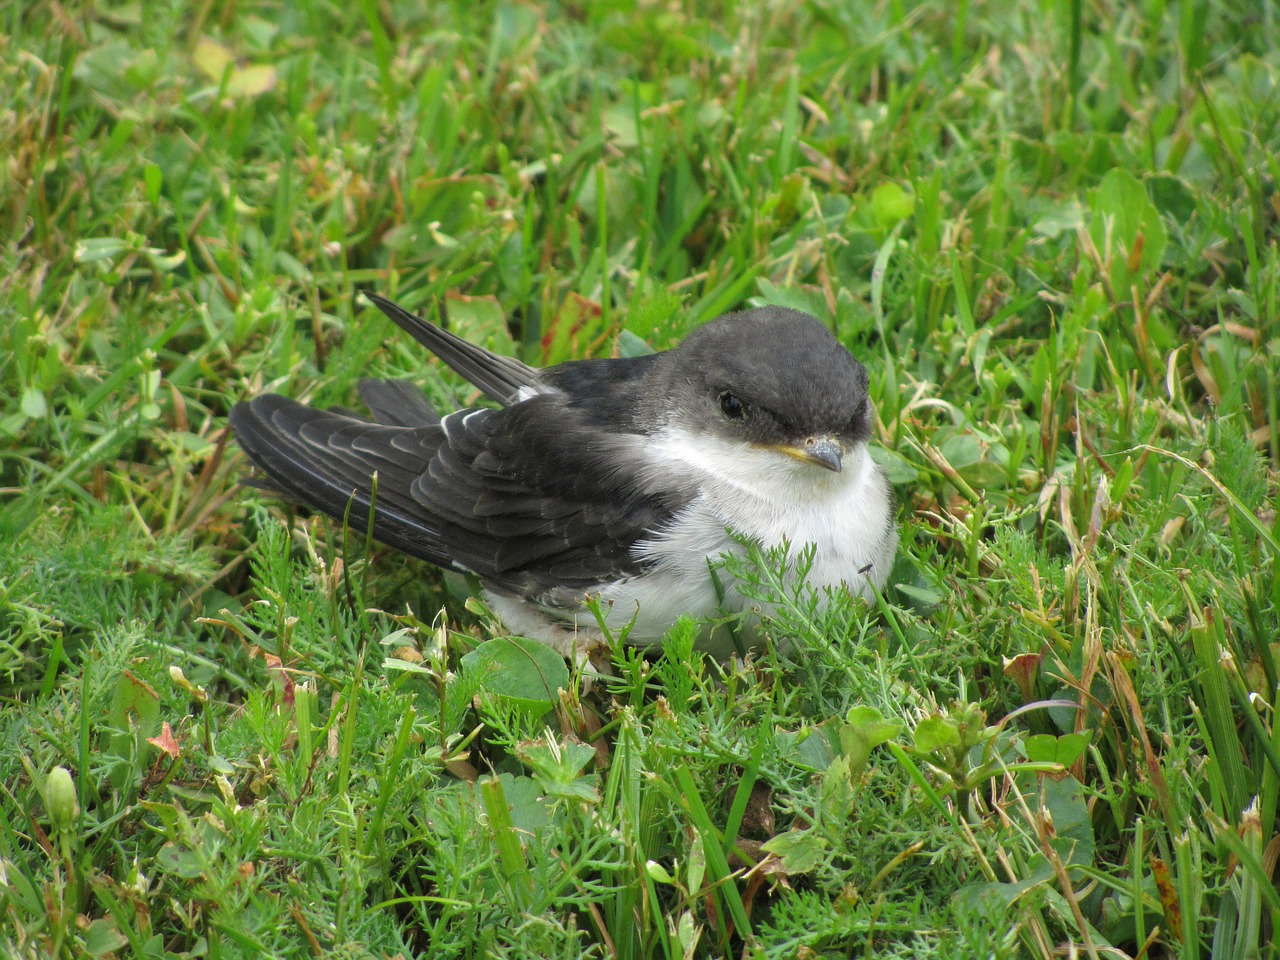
[229,394,466,572]
[363,293,541,405]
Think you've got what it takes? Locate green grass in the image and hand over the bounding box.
[2,0,1279,956]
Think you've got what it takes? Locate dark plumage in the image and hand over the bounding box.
[230,294,895,656]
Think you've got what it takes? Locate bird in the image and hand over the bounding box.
[229,294,897,661]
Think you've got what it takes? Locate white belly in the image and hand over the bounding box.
[484,434,896,660]
[598,441,896,650]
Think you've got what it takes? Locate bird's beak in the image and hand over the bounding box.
[770,436,843,472]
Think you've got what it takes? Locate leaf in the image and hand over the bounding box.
[646,860,676,884]
[74,237,129,264]
[1003,651,1045,701]
[461,637,570,716]
[464,773,551,836]
[226,63,275,97]
[894,582,945,606]
[685,825,707,895]
[839,705,903,774]
[19,387,47,419]
[82,918,130,957]
[913,716,961,753]
[516,737,599,803]
[870,182,914,229]
[1145,172,1197,223]
[617,329,654,357]
[755,277,830,320]
[1032,197,1086,238]
[110,670,160,733]
[193,37,234,81]
[1028,773,1096,868]
[954,859,1056,913]
[192,37,275,97]
[819,754,857,820]
[774,725,836,772]
[156,842,205,879]
[939,431,1008,489]
[1089,168,1167,292]
[147,721,182,759]
[938,432,985,469]
[761,827,828,874]
[1022,732,1091,767]
[142,247,187,272]
[868,445,919,484]
[602,103,639,148]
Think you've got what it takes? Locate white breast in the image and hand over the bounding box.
[594,425,897,650]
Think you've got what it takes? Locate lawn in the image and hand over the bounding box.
[2,0,1278,957]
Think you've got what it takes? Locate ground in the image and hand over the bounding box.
[1,1,1278,957]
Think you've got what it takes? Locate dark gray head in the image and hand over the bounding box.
[652,306,872,472]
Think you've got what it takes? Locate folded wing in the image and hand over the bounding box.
[363,293,543,406]
[229,387,690,600]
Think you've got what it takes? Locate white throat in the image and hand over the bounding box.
[647,423,869,508]
[582,422,897,649]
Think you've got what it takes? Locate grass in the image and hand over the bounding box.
[2,0,1278,956]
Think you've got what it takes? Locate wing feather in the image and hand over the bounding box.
[357,379,440,427]
[364,293,542,405]
[230,385,693,597]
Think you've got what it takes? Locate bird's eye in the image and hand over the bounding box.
[719,391,747,419]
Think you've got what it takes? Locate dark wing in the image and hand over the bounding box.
[230,394,463,570]
[229,390,692,598]
[452,392,694,592]
[357,379,439,427]
[364,293,541,406]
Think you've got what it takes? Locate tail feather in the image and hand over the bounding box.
[229,395,467,571]
[357,379,439,427]
[363,293,541,405]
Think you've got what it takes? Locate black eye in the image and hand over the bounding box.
[719,391,746,419]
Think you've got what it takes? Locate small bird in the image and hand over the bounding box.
[230,294,897,660]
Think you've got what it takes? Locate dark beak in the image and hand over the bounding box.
[770,436,843,472]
